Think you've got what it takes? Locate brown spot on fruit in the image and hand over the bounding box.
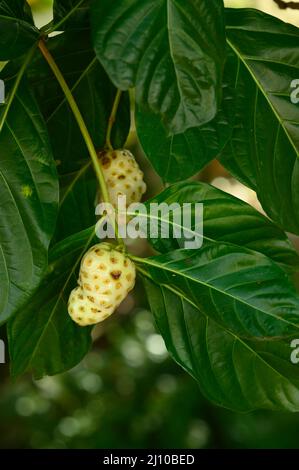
[100,156,111,168]
[110,270,122,280]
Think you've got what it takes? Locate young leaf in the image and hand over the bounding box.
[91,0,226,134]
[136,49,235,182]
[7,227,95,379]
[129,181,299,271]
[136,243,299,339]
[144,278,299,412]
[0,78,58,324]
[29,31,130,173]
[222,8,299,235]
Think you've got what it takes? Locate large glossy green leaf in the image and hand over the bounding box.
[221,8,299,234]
[136,243,299,339]
[136,50,235,182]
[0,0,38,60]
[128,181,299,271]
[29,31,130,174]
[0,78,58,324]
[7,227,95,379]
[144,278,299,412]
[91,0,226,134]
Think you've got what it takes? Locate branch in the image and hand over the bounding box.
[273,0,299,9]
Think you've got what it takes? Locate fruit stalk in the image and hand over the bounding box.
[38,39,123,245]
[106,89,122,150]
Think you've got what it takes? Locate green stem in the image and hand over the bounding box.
[106,89,122,150]
[38,39,109,203]
[38,39,123,245]
[0,43,37,133]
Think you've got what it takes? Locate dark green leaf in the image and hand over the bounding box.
[144,278,299,412]
[0,0,34,23]
[129,181,299,271]
[136,49,235,182]
[137,243,299,339]
[29,31,130,173]
[221,8,299,234]
[91,0,226,134]
[0,1,38,60]
[53,0,90,31]
[0,78,58,323]
[53,162,96,243]
[8,227,95,379]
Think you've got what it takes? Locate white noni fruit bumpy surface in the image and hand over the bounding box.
[98,149,146,207]
[68,243,136,326]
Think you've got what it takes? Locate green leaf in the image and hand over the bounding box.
[8,227,95,379]
[0,78,58,323]
[91,0,226,134]
[0,1,39,60]
[0,0,34,23]
[29,31,130,173]
[221,8,299,234]
[136,243,299,339]
[53,0,90,31]
[136,49,235,182]
[53,162,96,243]
[129,181,299,271]
[144,278,299,412]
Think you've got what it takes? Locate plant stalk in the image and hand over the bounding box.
[105,89,122,150]
[38,39,123,245]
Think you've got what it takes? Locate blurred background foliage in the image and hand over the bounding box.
[0,0,299,449]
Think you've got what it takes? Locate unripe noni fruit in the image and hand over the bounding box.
[98,149,146,208]
[68,243,136,326]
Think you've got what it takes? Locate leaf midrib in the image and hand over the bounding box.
[226,37,299,159]
[135,253,299,332]
[141,269,298,395]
